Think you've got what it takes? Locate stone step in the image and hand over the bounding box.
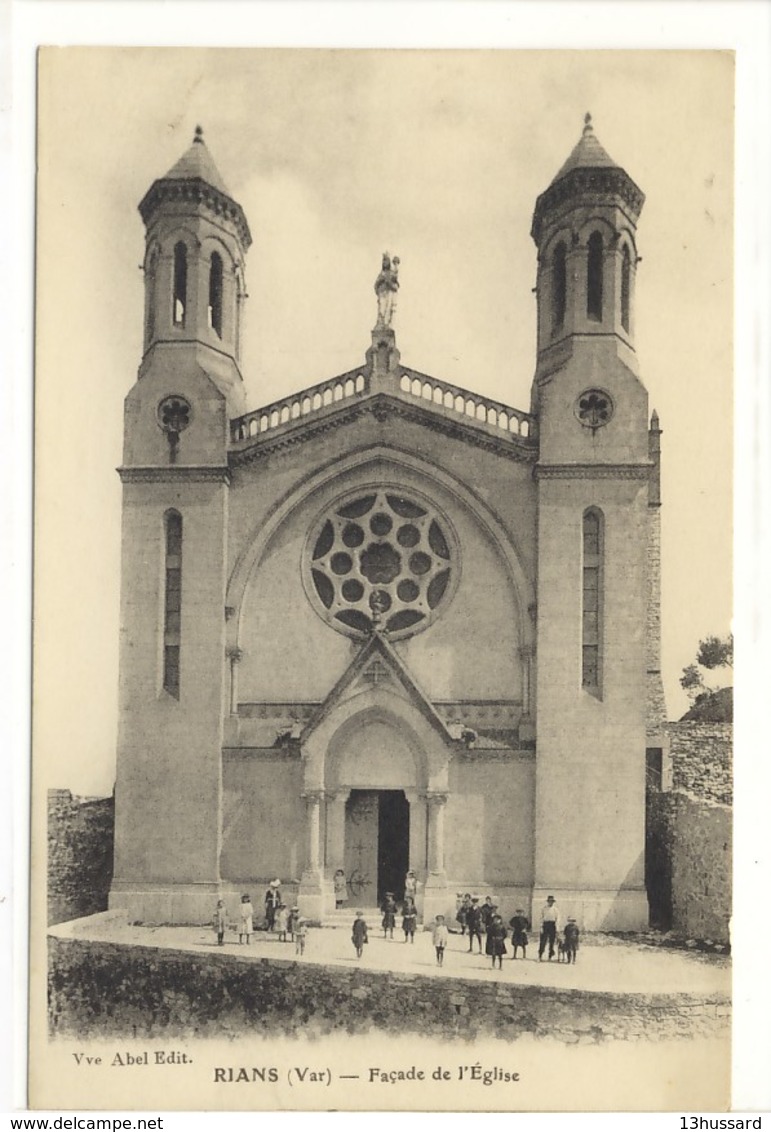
[321,907,423,929]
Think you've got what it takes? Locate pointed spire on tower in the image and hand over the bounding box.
[160,125,232,197]
[139,129,251,250]
[531,114,644,245]
[548,112,619,186]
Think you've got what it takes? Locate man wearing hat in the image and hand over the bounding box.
[538,895,560,961]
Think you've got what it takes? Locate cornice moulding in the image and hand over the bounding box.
[535,463,651,480]
[118,466,231,484]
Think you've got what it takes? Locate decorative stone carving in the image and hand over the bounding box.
[374,252,400,327]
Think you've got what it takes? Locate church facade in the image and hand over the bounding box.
[109,118,666,930]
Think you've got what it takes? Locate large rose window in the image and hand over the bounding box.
[305,491,456,638]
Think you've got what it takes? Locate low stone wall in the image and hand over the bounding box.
[647,791,731,944]
[665,722,732,805]
[48,937,729,1044]
[48,790,115,926]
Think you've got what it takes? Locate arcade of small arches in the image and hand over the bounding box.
[548,227,636,335]
[144,234,245,351]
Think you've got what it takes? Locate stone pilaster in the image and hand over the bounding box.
[423,791,450,924]
[325,789,350,873]
[298,790,326,921]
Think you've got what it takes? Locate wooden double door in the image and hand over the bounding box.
[344,789,410,906]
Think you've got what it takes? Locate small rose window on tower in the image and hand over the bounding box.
[575,389,613,432]
[157,395,192,464]
[305,490,455,639]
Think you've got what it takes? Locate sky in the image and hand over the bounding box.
[33,48,734,797]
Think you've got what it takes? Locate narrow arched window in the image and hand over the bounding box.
[163,511,182,697]
[208,252,223,338]
[552,242,567,333]
[146,244,159,345]
[582,508,603,693]
[621,245,631,332]
[587,232,603,321]
[173,242,187,327]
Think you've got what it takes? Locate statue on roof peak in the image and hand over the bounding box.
[374,252,400,328]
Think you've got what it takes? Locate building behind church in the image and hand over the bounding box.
[109,117,666,930]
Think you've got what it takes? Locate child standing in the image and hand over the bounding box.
[456,893,472,936]
[508,908,530,960]
[213,898,227,946]
[485,912,508,970]
[333,869,348,909]
[402,895,417,943]
[239,893,253,945]
[381,892,397,939]
[563,917,580,964]
[287,905,300,942]
[466,897,483,954]
[432,914,449,967]
[480,896,495,933]
[294,917,307,957]
[352,911,369,959]
[276,902,289,942]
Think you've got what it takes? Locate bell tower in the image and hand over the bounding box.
[110,131,252,924]
[138,125,251,418]
[529,116,654,930]
[532,114,643,354]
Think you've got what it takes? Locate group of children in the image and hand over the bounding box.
[212,888,309,956]
[379,891,418,942]
[214,879,580,972]
[348,890,579,972]
[456,892,580,966]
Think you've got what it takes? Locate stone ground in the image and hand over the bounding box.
[50,913,730,998]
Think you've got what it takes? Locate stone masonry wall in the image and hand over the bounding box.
[647,791,731,944]
[48,790,114,926]
[48,937,729,1044]
[665,722,732,804]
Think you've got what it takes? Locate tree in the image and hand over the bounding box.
[680,632,733,705]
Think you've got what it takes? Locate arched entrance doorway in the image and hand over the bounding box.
[327,714,424,909]
[298,664,453,921]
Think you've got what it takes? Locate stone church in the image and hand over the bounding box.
[110,117,666,929]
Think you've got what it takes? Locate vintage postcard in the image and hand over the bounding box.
[30,47,736,1112]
